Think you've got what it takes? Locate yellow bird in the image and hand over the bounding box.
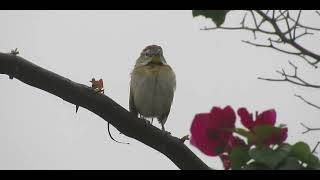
[130,45,176,131]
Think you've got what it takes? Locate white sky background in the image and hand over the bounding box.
[0,10,319,170]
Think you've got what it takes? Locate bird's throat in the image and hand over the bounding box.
[148,56,163,65]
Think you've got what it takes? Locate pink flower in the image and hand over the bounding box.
[237,108,287,145]
[190,106,236,156]
[265,128,288,145]
[226,136,246,152]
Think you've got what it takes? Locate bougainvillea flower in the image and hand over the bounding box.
[190,106,236,156]
[237,108,276,130]
[220,154,231,170]
[237,108,287,145]
[264,127,288,146]
[226,135,247,152]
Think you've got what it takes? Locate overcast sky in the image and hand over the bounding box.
[0,10,319,170]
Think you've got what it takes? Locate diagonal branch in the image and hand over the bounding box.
[0,52,210,170]
[295,94,320,110]
[312,141,320,154]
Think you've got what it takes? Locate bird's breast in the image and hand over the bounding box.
[130,65,176,117]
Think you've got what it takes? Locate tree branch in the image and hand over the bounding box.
[312,141,320,154]
[300,123,320,134]
[202,10,320,67]
[295,94,320,110]
[0,52,210,170]
[255,10,320,67]
[258,61,320,88]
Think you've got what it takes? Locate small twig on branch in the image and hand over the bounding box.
[312,141,320,154]
[295,94,320,110]
[244,39,300,56]
[180,135,190,143]
[240,12,247,28]
[202,10,320,67]
[300,123,320,134]
[258,61,320,88]
[294,29,314,41]
[280,10,293,39]
[287,11,320,31]
[10,48,19,56]
[293,10,302,39]
[107,123,129,144]
[254,10,320,66]
[201,26,275,35]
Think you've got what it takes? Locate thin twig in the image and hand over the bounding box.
[287,11,320,31]
[240,12,247,27]
[294,29,314,41]
[293,10,302,39]
[242,40,302,56]
[258,61,320,88]
[281,11,293,39]
[301,123,320,134]
[107,123,130,144]
[201,26,275,35]
[312,141,320,154]
[255,10,320,66]
[295,94,320,110]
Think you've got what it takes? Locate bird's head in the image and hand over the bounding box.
[136,45,167,66]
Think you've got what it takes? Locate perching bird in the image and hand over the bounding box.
[130,45,176,131]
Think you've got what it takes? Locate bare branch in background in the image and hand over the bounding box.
[258,61,320,88]
[301,123,320,134]
[312,141,320,154]
[295,94,320,110]
[203,10,320,67]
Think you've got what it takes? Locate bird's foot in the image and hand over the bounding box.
[139,115,151,124]
[161,125,171,135]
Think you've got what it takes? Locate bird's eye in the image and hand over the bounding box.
[145,52,151,57]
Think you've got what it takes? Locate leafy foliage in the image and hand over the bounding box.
[192,10,230,27]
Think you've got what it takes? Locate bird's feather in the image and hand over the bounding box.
[129,87,138,117]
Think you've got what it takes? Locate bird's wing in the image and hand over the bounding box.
[129,86,138,117]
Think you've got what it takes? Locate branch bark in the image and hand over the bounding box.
[0,52,210,170]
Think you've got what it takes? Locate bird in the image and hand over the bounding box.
[129,45,176,132]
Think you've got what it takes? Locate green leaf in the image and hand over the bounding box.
[192,10,230,27]
[276,157,302,170]
[291,142,320,166]
[229,146,250,170]
[253,125,281,142]
[307,162,320,170]
[242,162,271,170]
[278,124,287,128]
[233,128,255,143]
[249,144,291,169]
